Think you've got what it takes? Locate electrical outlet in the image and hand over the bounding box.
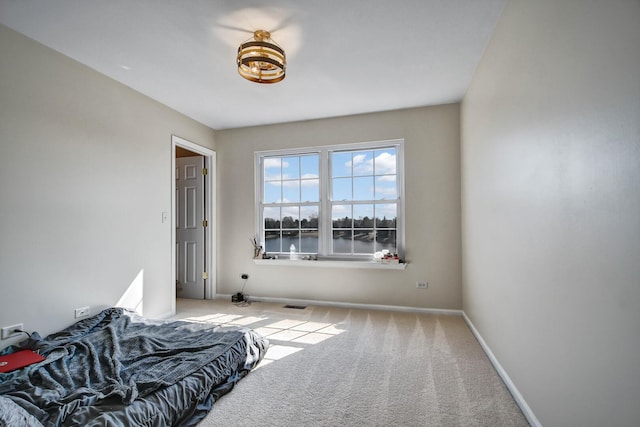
[241,273,249,280]
[1,323,24,340]
[416,282,428,289]
[75,306,90,319]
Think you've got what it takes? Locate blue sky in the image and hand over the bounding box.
[263,148,398,224]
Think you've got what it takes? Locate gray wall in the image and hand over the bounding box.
[462,1,640,426]
[0,24,215,349]
[216,105,462,309]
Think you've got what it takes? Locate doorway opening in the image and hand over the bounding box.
[171,135,216,314]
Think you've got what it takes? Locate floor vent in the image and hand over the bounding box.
[284,305,307,310]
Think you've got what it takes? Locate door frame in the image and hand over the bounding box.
[171,135,216,313]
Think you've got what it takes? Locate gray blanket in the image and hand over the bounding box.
[0,308,264,426]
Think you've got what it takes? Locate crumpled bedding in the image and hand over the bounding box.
[0,395,43,427]
[0,308,268,427]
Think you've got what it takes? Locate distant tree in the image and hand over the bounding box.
[357,216,373,228]
[264,217,280,229]
[333,216,349,228]
[282,216,298,228]
[307,215,318,228]
[377,215,396,228]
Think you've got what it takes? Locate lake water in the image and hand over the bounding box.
[264,236,396,255]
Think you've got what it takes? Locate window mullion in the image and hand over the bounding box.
[319,148,331,256]
[255,154,263,245]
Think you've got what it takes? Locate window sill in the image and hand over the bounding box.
[253,259,408,270]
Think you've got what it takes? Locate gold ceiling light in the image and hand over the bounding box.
[237,30,286,84]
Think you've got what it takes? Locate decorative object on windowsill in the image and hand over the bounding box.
[250,235,263,259]
[373,250,401,264]
[289,244,298,260]
[237,30,286,84]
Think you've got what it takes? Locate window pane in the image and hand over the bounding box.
[301,155,319,178]
[332,177,352,201]
[282,180,300,203]
[300,229,318,253]
[264,230,281,253]
[263,207,281,229]
[301,178,319,202]
[300,155,320,202]
[332,205,352,228]
[374,149,396,175]
[332,152,352,177]
[282,230,299,253]
[333,229,352,253]
[352,151,374,176]
[354,176,374,200]
[376,230,397,253]
[264,181,281,203]
[353,205,373,228]
[375,176,397,200]
[281,206,299,229]
[300,206,318,229]
[282,156,300,179]
[264,157,283,180]
[375,204,397,227]
[353,230,375,254]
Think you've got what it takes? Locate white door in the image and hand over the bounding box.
[176,156,205,299]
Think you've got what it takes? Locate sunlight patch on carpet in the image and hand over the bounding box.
[179,311,345,368]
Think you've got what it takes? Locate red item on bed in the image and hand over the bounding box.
[0,349,45,373]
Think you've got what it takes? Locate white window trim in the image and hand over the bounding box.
[255,139,405,262]
[253,258,408,269]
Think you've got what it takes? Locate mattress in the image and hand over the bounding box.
[0,307,268,426]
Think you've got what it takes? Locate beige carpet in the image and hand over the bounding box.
[173,298,529,427]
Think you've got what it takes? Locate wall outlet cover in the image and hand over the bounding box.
[75,307,90,319]
[1,323,24,340]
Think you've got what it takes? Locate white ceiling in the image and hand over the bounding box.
[0,1,506,130]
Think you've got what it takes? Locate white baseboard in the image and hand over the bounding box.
[462,312,542,427]
[155,310,175,320]
[215,293,462,316]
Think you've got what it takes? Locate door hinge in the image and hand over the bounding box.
[202,272,208,280]
[202,219,208,227]
[202,168,208,176]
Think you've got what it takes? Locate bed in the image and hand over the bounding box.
[0,307,268,426]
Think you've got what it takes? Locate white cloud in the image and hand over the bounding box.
[274,177,319,188]
[376,204,397,219]
[264,158,288,169]
[350,154,368,166]
[301,178,319,188]
[332,205,351,217]
[349,153,373,175]
[377,175,396,182]
[375,187,397,196]
[374,152,396,175]
[346,151,396,176]
[281,206,298,218]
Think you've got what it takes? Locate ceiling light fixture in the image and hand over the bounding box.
[237,30,286,84]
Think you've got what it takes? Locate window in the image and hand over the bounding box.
[256,139,404,260]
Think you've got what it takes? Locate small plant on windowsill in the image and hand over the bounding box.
[250,235,263,259]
